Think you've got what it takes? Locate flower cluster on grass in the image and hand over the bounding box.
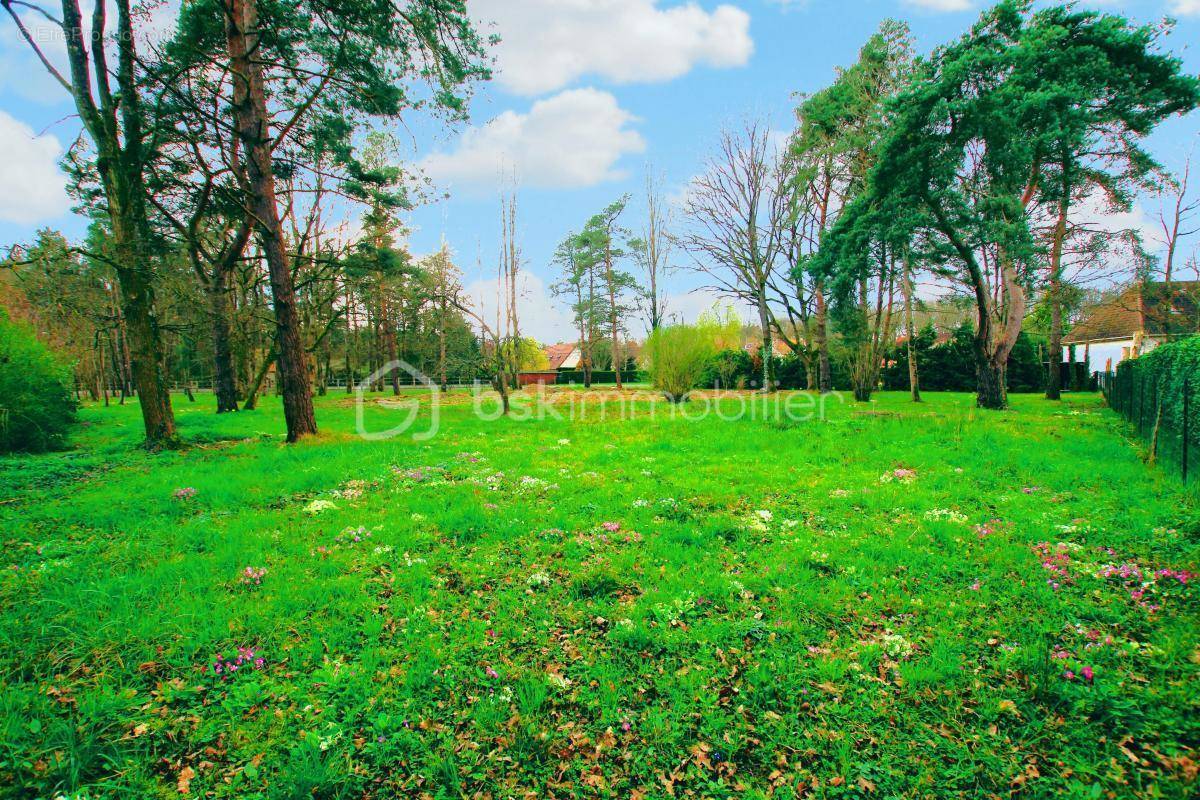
[204,646,265,679]
[924,508,968,524]
[173,487,197,501]
[335,526,372,546]
[331,479,375,500]
[238,566,267,588]
[1033,541,1194,612]
[879,467,917,484]
[880,632,914,661]
[1033,541,1078,591]
[304,499,338,515]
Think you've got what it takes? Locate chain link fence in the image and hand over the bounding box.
[1100,363,1194,483]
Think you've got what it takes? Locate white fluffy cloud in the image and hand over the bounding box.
[0,111,69,225]
[472,0,753,96]
[904,0,973,11]
[1170,0,1200,17]
[420,89,645,192]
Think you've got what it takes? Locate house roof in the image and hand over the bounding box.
[742,339,793,357]
[543,343,579,370]
[895,329,954,347]
[1064,282,1200,345]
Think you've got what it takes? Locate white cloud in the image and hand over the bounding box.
[0,111,70,225]
[1170,0,1200,17]
[904,0,973,11]
[1071,189,1158,245]
[463,270,576,343]
[473,0,753,96]
[420,89,645,192]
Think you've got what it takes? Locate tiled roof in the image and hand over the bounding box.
[543,343,577,370]
[1064,282,1200,345]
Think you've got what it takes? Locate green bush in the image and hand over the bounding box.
[881,322,1045,393]
[775,354,809,390]
[0,314,77,452]
[555,370,648,385]
[1112,336,1200,449]
[643,323,718,402]
[701,348,753,390]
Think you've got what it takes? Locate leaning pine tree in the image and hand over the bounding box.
[818,0,1199,409]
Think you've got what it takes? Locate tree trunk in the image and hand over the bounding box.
[814,280,831,393]
[46,0,175,445]
[757,297,775,392]
[345,280,355,393]
[1045,197,1069,401]
[117,260,177,444]
[605,244,623,390]
[243,345,276,411]
[901,256,921,402]
[439,295,448,391]
[380,292,400,395]
[976,353,1007,410]
[97,338,109,407]
[1047,289,1064,401]
[224,0,316,442]
[104,325,124,404]
[210,271,240,413]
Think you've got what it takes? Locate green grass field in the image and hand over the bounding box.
[2,388,1198,799]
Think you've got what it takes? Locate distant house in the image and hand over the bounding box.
[1064,281,1200,373]
[542,342,641,372]
[741,339,793,358]
[543,343,581,371]
[895,328,954,348]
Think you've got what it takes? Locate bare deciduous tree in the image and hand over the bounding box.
[678,120,790,392]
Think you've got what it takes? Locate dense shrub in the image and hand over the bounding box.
[1114,335,1200,436]
[701,348,753,389]
[881,322,1045,393]
[775,354,808,390]
[0,314,77,452]
[555,370,648,385]
[643,323,718,402]
[1006,331,1046,393]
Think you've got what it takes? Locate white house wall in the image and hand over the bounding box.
[1063,339,1139,374]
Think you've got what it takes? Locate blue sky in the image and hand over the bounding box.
[1,0,1198,341]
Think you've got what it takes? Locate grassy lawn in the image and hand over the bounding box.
[2,389,1198,799]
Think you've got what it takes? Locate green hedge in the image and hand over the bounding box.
[881,322,1046,393]
[1103,336,1200,481]
[555,370,648,385]
[0,314,77,452]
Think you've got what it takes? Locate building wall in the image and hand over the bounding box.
[1063,338,1149,374]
